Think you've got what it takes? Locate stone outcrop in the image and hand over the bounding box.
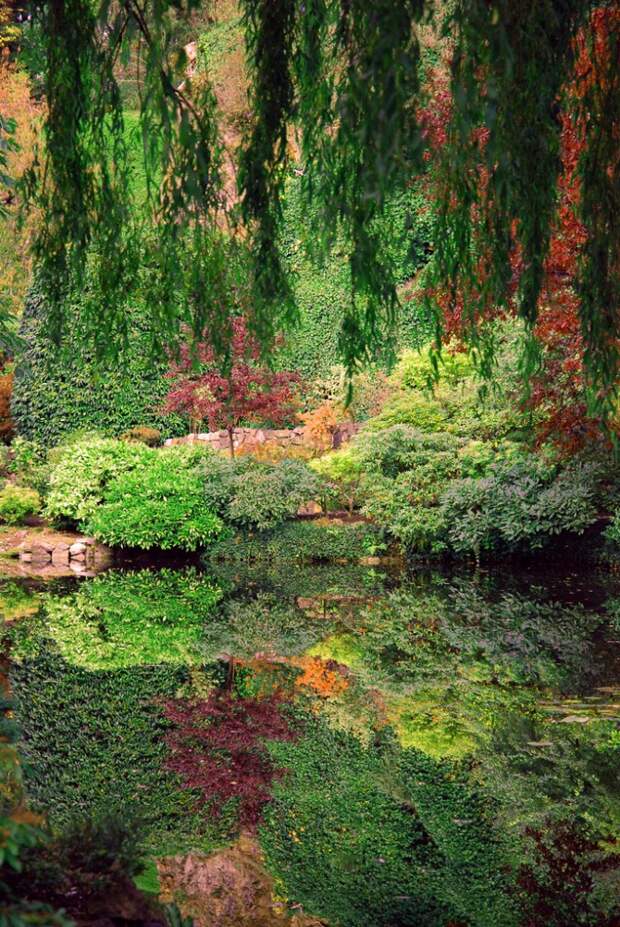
[157,835,326,927]
[18,535,112,574]
[164,422,360,454]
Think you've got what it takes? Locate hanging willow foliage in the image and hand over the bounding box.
[14,0,620,400]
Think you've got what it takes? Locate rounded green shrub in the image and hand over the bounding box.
[45,437,153,527]
[87,448,224,550]
[0,484,40,525]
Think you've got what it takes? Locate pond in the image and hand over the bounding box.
[2,558,620,926]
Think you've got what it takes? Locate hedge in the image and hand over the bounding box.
[11,281,187,446]
[275,178,434,383]
[10,649,228,855]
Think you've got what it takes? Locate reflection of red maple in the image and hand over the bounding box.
[161,691,298,829]
[164,317,301,456]
[423,7,620,452]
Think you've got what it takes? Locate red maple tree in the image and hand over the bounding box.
[161,690,298,829]
[421,6,620,452]
[164,317,302,456]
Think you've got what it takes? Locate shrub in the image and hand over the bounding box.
[45,437,152,526]
[8,435,49,494]
[310,446,365,513]
[0,484,40,525]
[441,458,600,557]
[0,368,14,442]
[226,460,324,531]
[361,474,448,554]
[121,425,162,446]
[356,425,462,481]
[87,449,224,550]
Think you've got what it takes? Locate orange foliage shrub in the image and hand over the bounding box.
[0,62,43,321]
[301,402,347,453]
[0,370,13,441]
[292,655,349,698]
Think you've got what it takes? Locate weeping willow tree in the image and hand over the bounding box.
[11,0,620,404]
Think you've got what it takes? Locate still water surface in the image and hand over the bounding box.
[2,559,620,925]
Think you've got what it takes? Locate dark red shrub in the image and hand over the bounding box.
[517,821,620,927]
[161,690,298,829]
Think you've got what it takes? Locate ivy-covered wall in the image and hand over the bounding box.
[276,179,434,382]
[10,648,224,856]
[11,282,187,446]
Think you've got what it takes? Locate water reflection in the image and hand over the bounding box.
[2,563,620,925]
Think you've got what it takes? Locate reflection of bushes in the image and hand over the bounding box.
[162,691,298,830]
[11,650,223,855]
[261,713,518,927]
[41,569,221,669]
[209,520,384,564]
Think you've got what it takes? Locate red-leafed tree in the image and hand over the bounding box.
[161,691,298,829]
[164,317,302,456]
[422,6,620,453]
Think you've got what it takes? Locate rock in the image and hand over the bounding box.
[70,560,86,573]
[55,542,71,551]
[51,548,70,566]
[69,541,87,556]
[31,545,51,563]
[157,835,325,927]
[19,552,32,563]
[72,552,86,562]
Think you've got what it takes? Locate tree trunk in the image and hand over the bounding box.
[227,427,235,458]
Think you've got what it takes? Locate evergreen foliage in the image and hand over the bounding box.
[12,280,186,446]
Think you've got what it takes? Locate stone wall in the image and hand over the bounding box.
[18,536,113,574]
[164,422,360,454]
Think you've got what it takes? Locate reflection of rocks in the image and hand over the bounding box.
[157,835,325,927]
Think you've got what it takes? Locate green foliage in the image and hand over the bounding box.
[275,180,434,383]
[226,460,324,531]
[41,569,221,669]
[45,436,151,526]
[440,458,600,557]
[392,347,474,391]
[261,715,518,927]
[209,519,385,564]
[0,484,40,525]
[202,455,327,530]
[7,437,49,495]
[350,426,463,552]
[201,591,323,663]
[12,282,187,446]
[603,509,620,549]
[0,581,40,621]
[310,446,364,513]
[10,650,223,856]
[87,448,224,550]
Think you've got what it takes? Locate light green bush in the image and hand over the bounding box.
[0,484,41,525]
[87,449,224,551]
[45,437,153,527]
[310,446,364,513]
